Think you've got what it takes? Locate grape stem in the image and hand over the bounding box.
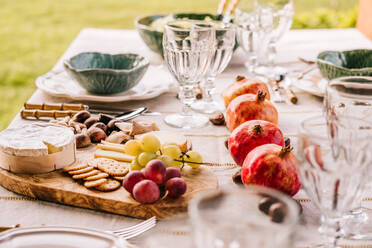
[174,159,206,165]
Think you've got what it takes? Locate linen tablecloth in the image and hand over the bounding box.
[1,28,372,247]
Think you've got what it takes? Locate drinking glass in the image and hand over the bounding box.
[254,0,294,77]
[163,20,215,128]
[325,76,372,239]
[191,22,236,114]
[235,3,261,75]
[189,185,300,248]
[297,115,372,247]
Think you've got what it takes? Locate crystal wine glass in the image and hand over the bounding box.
[163,20,215,128]
[254,0,294,77]
[325,76,372,240]
[191,21,236,114]
[235,2,261,75]
[297,115,372,247]
[189,185,300,248]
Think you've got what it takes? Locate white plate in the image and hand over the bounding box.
[36,65,175,102]
[294,69,327,97]
[0,226,128,248]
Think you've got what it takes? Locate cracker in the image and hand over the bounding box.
[84,178,107,188]
[95,179,121,192]
[68,166,94,175]
[98,161,129,176]
[84,172,109,181]
[113,176,125,182]
[88,158,115,169]
[62,163,88,172]
[72,169,99,180]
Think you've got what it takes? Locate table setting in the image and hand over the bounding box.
[1,0,372,247]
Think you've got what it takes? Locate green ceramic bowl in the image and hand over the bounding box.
[64,52,149,95]
[317,49,372,80]
[135,13,238,56]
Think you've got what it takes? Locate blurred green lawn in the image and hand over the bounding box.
[0,0,358,130]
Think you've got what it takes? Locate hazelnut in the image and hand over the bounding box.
[84,116,99,128]
[90,122,107,133]
[75,133,91,148]
[209,112,225,126]
[232,169,243,185]
[71,110,91,123]
[258,196,279,215]
[224,139,229,149]
[269,202,287,223]
[98,113,115,125]
[87,127,107,143]
[235,75,246,82]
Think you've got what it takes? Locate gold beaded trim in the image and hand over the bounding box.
[202,162,238,167]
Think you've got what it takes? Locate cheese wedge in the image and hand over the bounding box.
[135,131,188,152]
[94,149,134,162]
[0,123,76,174]
[96,143,126,153]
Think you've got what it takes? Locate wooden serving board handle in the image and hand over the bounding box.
[24,102,87,111]
[20,109,79,119]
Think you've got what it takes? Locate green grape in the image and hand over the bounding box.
[173,160,183,168]
[130,157,142,171]
[124,140,143,156]
[161,145,181,159]
[185,151,203,169]
[157,155,174,167]
[138,152,157,167]
[140,133,161,153]
[161,142,178,150]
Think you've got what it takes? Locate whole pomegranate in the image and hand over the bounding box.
[241,144,301,196]
[223,76,270,108]
[228,120,284,166]
[226,92,278,132]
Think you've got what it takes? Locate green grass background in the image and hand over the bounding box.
[0,0,359,130]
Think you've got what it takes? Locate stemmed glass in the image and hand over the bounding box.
[325,76,372,239]
[163,20,215,128]
[189,185,300,248]
[254,0,294,77]
[297,115,372,247]
[235,2,261,75]
[191,22,236,114]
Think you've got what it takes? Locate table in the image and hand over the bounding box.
[1,28,372,247]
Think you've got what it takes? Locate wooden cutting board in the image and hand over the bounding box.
[0,147,218,219]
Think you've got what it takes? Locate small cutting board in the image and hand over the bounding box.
[0,147,218,219]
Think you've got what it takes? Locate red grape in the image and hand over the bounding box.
[123,171,145,194]
[133,180,160,204]
[166,178,187,198]
[165,167,181,181]
[143,159,166,184]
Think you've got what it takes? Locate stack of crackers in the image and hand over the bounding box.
[63,158,129,192]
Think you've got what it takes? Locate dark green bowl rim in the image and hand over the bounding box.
[134,13,229,33]
[64,52,149,73]
[317,49,372,72]
[134,14,165,33]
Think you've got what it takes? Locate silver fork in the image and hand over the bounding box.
[110,216,156,240]
[0,217,156,240]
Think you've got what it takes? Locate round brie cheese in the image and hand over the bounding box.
[0,123,76,174]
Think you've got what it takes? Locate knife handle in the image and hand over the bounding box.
[21,109,79,119]
[24,102,87,111]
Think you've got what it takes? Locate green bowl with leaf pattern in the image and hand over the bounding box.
[64,52,149,95]
[135,13,238,56]
[317,49,372,80]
